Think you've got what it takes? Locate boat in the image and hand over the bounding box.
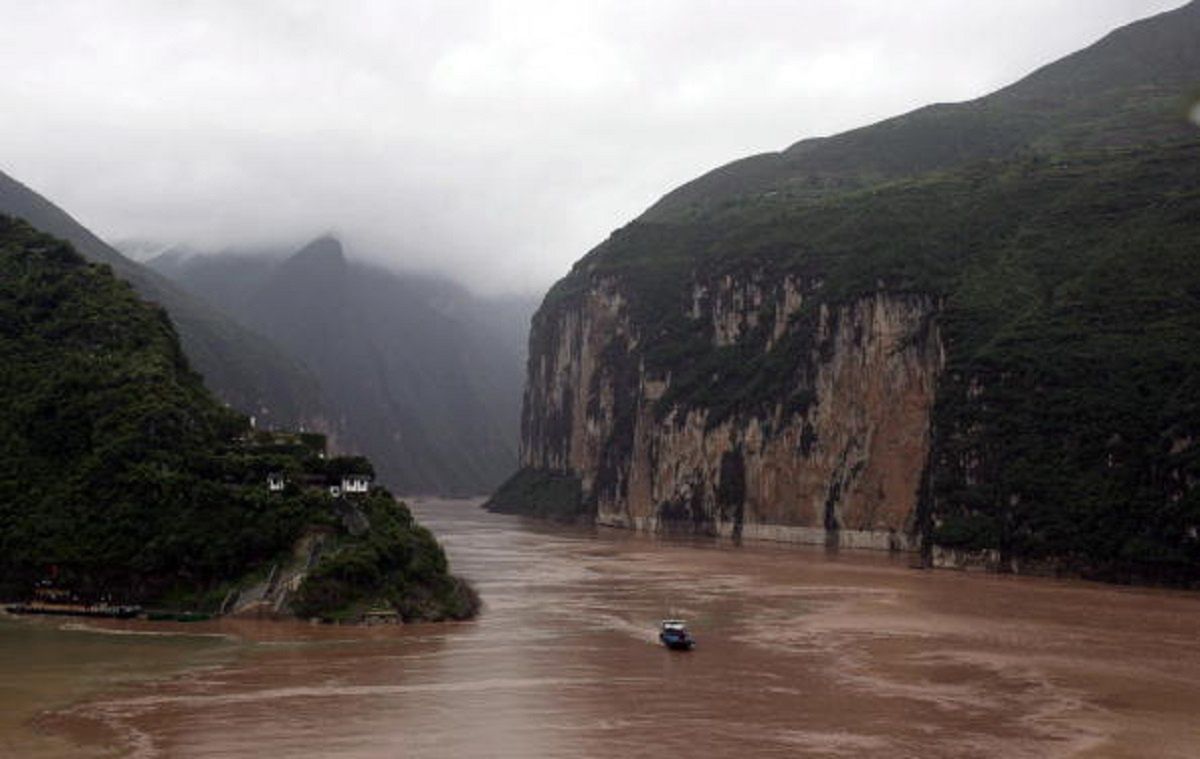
[659,619,695,650]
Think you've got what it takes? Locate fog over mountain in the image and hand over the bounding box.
[0,0,1185,294]
[146,237,537,495]
[0,168,331,434]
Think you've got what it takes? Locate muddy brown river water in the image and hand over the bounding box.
[3,498,1200,758]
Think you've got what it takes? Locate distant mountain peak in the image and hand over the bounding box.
[278,235,349,287]
[291,234,345,265]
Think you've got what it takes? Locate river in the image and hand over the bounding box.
[2,498,1199,758]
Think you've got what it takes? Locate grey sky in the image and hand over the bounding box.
[0,1,1186,294]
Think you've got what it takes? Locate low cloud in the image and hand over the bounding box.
[0,0,1185,293]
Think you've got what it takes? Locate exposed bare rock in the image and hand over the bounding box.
[515,271,943,551]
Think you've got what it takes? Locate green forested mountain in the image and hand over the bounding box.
[0,216,476,619]
[0,170,329,432]
[505,2,1200,583]
[644,1,1200,222]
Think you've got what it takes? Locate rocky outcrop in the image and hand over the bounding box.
[516,271,944,551]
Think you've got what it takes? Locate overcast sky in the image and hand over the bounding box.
[0,0,1186,294]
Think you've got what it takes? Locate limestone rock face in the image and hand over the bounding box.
[502,2,1200,577]
[519,271,944,551]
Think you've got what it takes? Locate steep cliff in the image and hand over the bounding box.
[516,272,943,548]
[493,3,1200,582]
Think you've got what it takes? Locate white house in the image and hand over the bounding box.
[341,474,372,495]
[267,472,286,492]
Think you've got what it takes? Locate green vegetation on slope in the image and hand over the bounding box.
[0,169,329,433]
[643,2,1200,223]
[0,216,476,617]
[484,467,587,522]
[548,141,1200,582]
[293,494,480,622]
[525,2,1200,582]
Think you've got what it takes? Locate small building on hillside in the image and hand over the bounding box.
[341,473,372,495]
[267,472,287,492]
[280,455,374,499]
[328,475,370,499]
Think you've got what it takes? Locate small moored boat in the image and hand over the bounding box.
[659,619,695,650]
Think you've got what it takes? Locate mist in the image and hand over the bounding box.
[0,0,1185,294]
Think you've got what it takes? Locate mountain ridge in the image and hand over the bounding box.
[149,239,535,495]
[499,3,1200,583]
[644,0,1199,223]
[0,169,331,433]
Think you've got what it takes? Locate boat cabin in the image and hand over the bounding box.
[659,619,695,650]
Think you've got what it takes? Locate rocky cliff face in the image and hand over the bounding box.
[498,133,1200,578]
[494,3,1200,580]
[519,271,943,550]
